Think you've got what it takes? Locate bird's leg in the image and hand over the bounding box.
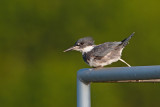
[119,58,131,67]
[93,66,103,70]
[119,59,140,81]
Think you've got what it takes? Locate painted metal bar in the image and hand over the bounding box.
[77,78,91,107]
[77,66,160,83]
[77,65,160,107]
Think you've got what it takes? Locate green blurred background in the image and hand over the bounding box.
[0,0,160,107]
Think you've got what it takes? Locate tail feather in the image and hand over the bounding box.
[121,32,135,47]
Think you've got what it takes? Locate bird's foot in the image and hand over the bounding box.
[93,66,103,70]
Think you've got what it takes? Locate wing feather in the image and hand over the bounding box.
[90,42,121,57]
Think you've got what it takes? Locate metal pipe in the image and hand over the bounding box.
[77,66,160,107]
[77,66,160,83]
[77,77,91,107]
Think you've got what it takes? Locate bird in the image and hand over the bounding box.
[64,32,135,68]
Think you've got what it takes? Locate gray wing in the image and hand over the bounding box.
[91,42,121,57]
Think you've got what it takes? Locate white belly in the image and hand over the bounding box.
[88,57,120,67]
[88,50,123,67]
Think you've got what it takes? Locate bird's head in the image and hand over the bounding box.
[63,37,95,53]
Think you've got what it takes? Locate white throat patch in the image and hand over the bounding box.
[81,46,94,53]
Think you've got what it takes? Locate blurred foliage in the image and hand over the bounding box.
[0,0,160,107]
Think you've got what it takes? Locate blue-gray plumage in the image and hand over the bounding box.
[64,32,135,68]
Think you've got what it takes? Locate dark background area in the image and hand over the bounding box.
[0,0,160,107]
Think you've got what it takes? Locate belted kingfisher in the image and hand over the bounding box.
[64,32,135,68]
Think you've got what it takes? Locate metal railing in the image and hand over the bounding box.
[77,66,160,107]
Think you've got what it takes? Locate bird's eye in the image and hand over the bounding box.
[80,43,84,45]
[77,42,84,46]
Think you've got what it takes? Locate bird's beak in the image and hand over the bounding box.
[63,46,77,52]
